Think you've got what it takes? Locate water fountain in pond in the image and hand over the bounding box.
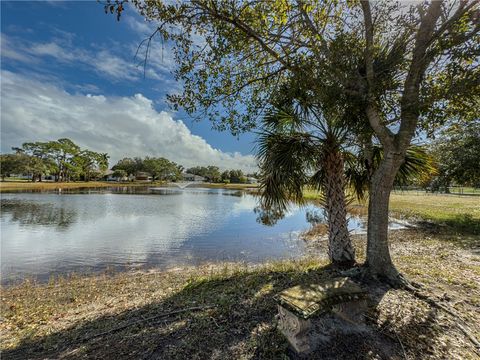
[167,182,196,189]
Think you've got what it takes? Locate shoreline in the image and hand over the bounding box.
[0,181,258,192]
[0,219,414,287]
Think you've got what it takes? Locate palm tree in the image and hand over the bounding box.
[257,107,356,267]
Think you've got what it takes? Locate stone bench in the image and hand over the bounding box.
[275,277,368,354]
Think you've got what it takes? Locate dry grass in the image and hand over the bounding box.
[0,181,160,192]
[0,181,258,193]
[1,228,479,359]
[301,223,329,240]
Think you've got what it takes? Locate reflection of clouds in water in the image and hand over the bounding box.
[1,192,220,278]
[231,194,258,214]
[1,190,322,283]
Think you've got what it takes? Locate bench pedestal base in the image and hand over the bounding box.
[277,299,368,354]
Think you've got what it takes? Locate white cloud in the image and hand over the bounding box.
[93,49,140,81]
[125,16,156,35]
[1,33,159,82]
[0,71,257,172]
[0,33,38,64]
[30,41,85,62]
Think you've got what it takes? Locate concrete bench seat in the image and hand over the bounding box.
[275,277,368,354]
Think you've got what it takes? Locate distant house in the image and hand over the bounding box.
[247,177,258,184]
[136,172,152,181]
[104,170,116,181]
[10,174,32,180]
[182,173,205,182]
[104,170,129,182]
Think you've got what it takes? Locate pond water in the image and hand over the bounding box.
[1,187,370,284]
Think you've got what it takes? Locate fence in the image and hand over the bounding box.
[392,186,480,196]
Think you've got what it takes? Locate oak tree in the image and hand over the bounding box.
[107,0,479,283]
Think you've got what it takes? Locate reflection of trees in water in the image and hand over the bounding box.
[254,206,286,226]
[305,209,326,225]
[221,190,243,197]
[255,205,327,227]
[0,200,76,230]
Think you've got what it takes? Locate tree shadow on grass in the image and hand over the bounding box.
[413,220,480,255]
[3,264,445,360]
[445,214,480,236]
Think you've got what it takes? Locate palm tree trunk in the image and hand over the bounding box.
[323,149,355,267]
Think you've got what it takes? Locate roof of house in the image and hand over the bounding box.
[182,173,205,181]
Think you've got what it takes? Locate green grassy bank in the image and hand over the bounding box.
[388,193,480,234]
[304,189,480,235]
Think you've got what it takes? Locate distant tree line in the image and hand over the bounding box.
[0,140,258,184]
[0,139,109,182]
[2,129,476,189]
[427,121,480,192]
[111,157,183,182]
[111,159,258,184]
[185,166,258,184]
[395,121,480,192]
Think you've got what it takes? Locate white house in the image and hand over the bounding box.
[182,173,205,182]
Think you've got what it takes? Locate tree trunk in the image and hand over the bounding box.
[366,150,403,282]
[324,149,355,267]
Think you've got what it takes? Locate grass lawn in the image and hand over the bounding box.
[389,193,480,234]
[1,189,479,359]
[441,187,478,195]
[304,188,480,235]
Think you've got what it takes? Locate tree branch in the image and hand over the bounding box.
[361,0,394,147]
[427,0,477,48]
[191,0,296,73]
[399,0,444,149]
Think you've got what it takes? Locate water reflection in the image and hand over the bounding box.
[1,200,77,230]
[1,187,408,284]
[1,188,312,284]
[254,206,287,226]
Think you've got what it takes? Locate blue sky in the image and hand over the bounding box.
[1,1,257,171]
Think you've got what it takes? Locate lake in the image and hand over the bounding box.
[1,186,368,284]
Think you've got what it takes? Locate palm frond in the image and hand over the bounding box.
[262,107,304,133]
[257,130,318,212]
[345,144,436,198]
[395,145,436,186]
